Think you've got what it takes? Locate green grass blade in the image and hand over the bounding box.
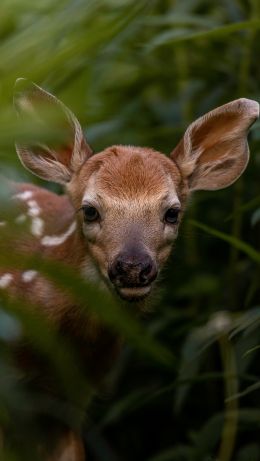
[145,19,260,51]
[189,219,260,264]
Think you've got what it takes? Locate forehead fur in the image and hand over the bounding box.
[73,145,182,203]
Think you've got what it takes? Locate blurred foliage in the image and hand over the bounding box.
[0,0,260,460]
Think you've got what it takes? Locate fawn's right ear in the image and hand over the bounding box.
[14,78,93,184]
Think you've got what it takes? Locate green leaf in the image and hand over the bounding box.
[226,381,260,402]
[189,220,260,264]
[230,307,260,338]
[145,20,260,51]
[225,196,260,221]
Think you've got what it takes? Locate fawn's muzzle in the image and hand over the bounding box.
[108,250,157,292]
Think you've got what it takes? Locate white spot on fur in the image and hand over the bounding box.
[0,221,6,226]
[13,191,44,237]
[14,190,33,201]
[27,200,41,217]
[22,270,38,283]
[0,273,13,288]
[26,199,44,236]
[41,221,76,246]
[31,217,44,237]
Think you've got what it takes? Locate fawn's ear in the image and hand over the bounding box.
[171,98,259,191]
[14,78,93,184]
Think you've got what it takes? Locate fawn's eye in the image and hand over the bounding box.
[164,208,180,224]
[83,205,100,222]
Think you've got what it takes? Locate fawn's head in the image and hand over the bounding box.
[15,80,258,301]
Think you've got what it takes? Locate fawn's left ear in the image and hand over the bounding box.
[171,98,259,191]
[14,78,93,184]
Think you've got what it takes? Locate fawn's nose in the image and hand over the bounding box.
[108,251,157,287]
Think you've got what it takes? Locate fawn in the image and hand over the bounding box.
[0,78,258,460]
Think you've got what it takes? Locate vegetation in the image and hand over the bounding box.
[0,0,260,459]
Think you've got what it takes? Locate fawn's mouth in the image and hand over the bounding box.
[116,285,151,301]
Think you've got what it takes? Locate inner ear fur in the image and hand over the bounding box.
[14,78,93,184]
[171,98,259,191]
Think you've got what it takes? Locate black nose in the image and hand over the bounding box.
[108,251,157,287]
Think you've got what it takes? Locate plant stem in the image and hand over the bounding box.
[218,335,239,461]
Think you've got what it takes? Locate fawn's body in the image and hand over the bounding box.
[1,181,121,380]
[0,79,258,460]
